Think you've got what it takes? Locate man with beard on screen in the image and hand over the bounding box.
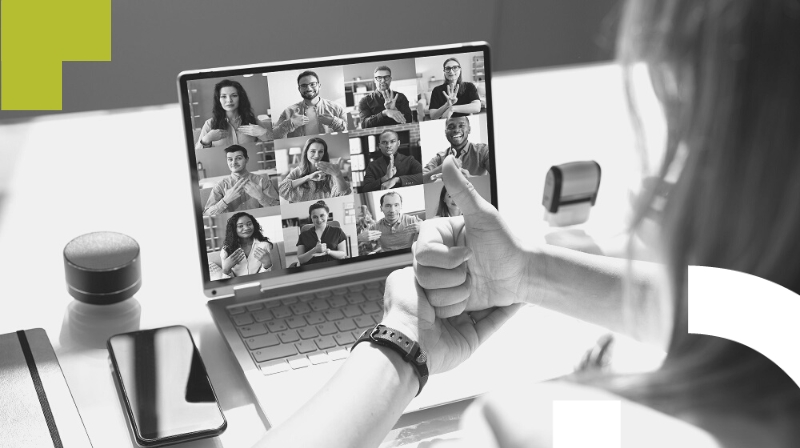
[273,70,348,138]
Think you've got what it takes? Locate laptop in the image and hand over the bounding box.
[178,42,514,427]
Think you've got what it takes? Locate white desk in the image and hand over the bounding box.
[0,63,658,447]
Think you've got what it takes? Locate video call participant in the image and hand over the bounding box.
[356,204,379,255]
[273,71,347,138]
[296,201,348,265]
[435,186,461,217]
[203,145,280,216]
[278,137,351,203]
[423,116,490,183]
[195,79,272,150]
[358,191,421,251]
[219,212,273,278]
[428,57,481,120]
[360,130,422,192]
[358,66,413,128]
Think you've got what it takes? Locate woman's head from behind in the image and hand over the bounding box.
[614,0,800,423]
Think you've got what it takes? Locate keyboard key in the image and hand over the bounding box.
[309,298,329,312]
[290,303,311,315]
[286,316,306,329]
[360,302,381,314]
[314,335,336,350]
[272,306,292,319]
[328,347,349,360]
[264,300,280,308]
[305,312,326,325]
[278,330,300,343]
[299,294,315,302]
[297,327,319,340]
[352,330,365,340]
[333,287,349,295]
[327,296,347,308]
[315,322,338,336]
[281,297,298,305]
[229,306,247,315]
[260,359,291,376]
[233,314,254,326]
[267,319,288,332]
[253,309,274,322]
[336,318,357,332]
[346,292,365,304]
[315,290,332,298]
[364,289,382,301]
[308,352,330,365]
[239,324,267,338]
[323,309,344,321]
[334,332,355,346]
[288,355,310,369]
[253,345,297,362]
[370,313,383,325]
[348,284,365,292]
[353,315,374,329]
[365,281,381,289]
[246,333,280,350]
[246,303,263,312]
[342,304,363,318]
[295,340,317,354]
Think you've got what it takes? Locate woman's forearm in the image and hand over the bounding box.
[291,176,308,188]
[526,244,666,345]
[451,100,482,114]
[327,250,347,260]
[254,343,417,448]
[297,247,317,265]
[429,102,451,120]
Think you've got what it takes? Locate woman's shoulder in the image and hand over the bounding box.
[459,381,720,448]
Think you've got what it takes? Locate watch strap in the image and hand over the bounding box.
[354,324,429,396]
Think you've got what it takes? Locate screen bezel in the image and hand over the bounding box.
[177,42,497,298]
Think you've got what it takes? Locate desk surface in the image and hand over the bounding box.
[0,63,656,447]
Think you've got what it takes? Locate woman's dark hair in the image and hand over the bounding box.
[308,200,330,217]
[578,0,800,429]
[221,212,271,254]
[299,137,330,176]
[441,57,465,93]
[210,79,258,130]
[436,186,453,217]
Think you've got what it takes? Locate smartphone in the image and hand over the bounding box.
[107,326,227,446]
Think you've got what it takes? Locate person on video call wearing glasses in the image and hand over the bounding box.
[273,70,347,139]
[428,57,481,120]
[253,1,800,446]
[358,65,413,128]
[423,116,490,183]
[357,191,420,252]
[360,130,422,192]
[202,145,280,216]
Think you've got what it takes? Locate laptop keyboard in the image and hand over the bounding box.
[227,280,385,376]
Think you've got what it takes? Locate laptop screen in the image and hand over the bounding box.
[178,43,497,295]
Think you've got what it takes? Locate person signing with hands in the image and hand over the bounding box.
[360,130,422,192]
[428,57,481,120]
[203,145,280,216]
[423,116,490,183]
[273,70,348,138]
[195,79,272,150]
[296,200,348,265]
[358,191,421,252]
[219,212,273,278]
[358,65,413,129]
[278,137,352,203]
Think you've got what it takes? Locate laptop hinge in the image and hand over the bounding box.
[233,282,262,302]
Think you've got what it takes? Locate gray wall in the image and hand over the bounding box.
[0,0,620,121]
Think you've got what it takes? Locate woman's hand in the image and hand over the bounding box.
[222,248,245,274]
[203,129,227,144]
[316,161,343,177]
[306,171,326,183]
[238,124,267,137]
[253,244,269,262]
[381,267,523,374]
[444,84,460,107]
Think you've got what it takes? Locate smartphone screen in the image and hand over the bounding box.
[108,326,226,445]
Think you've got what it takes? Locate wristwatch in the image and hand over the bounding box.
[353,324,429,396]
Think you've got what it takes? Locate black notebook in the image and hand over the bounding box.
[0,328,93,448]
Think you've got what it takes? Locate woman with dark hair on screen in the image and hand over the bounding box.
[296,201,347,265]
[435,185,461,218]
[428,57,482,120]
[278,137,351,203]
[195,79,272,150]
[219,212,273,277]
